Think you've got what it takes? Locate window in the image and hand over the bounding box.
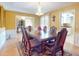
[16,15,34,27]
[16,15,34,33]
[60,10,75,37]
[60,13,73,27]
[25,17,33,27]
[40,15,49,30]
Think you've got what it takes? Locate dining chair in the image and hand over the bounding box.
[41,31,61,55]
[21,27,30,55]
[43,28,68,56]
[52,28,67,56]
[21,27,43,56]
[57,28,68,55]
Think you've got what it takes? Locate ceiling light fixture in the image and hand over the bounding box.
[36,2,43,16]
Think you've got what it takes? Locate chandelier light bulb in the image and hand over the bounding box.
[35,2,43,16]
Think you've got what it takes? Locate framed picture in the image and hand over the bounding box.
[52,16,56,22]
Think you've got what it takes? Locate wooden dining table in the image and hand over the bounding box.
[28,32,56,47]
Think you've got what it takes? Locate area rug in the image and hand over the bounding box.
[17,42,72,56]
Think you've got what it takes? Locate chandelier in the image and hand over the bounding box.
[35,2,43,16]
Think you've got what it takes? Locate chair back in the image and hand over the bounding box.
[54,31,62,48]
[54,28,67,49]
[50,26,57,37]
[24,28,31,50]
[59,28,67,47]
[21,27,27,43]
[21,27,31,55]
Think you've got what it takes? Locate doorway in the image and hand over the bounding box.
[16,15,34,33]
[60,10,75,45]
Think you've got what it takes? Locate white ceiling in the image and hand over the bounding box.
[0,2,75,15]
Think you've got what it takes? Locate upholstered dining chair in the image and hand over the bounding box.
[21,27,43,56]
[43,28,68,56]
[21,27,30,55]
[52,28,67,56]
[57,28,68,56]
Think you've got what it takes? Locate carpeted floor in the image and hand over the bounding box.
[17,42,72,56]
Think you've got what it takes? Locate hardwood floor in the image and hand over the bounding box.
[0,33,79,56]
[0,38,19,56]
[64,43,79,56]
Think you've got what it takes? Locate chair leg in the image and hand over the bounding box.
[29,50,32,56]
[53,51,56,56]
[51,50,56,56]
[61,48,64,56]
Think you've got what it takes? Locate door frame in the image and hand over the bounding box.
[59,9,75,45]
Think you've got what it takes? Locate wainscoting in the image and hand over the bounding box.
[0,28,6,50]
[6,29,17,40]
[74,33,79,47]
[65,33,79,47]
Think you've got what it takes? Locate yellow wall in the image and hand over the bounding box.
[5,11,15,29]
[4,10,40,29]
[0,6,4,27]
[1,3,79,32]
[50,11,60,30]
[75,4,79,33]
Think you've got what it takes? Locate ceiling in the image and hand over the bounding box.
[0,2,75,15]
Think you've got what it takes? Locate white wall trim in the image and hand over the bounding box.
[0,27,6,50]
[6,29,17,40]
[74,33,79,47]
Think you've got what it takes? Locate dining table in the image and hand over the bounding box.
[28,31,56,48]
